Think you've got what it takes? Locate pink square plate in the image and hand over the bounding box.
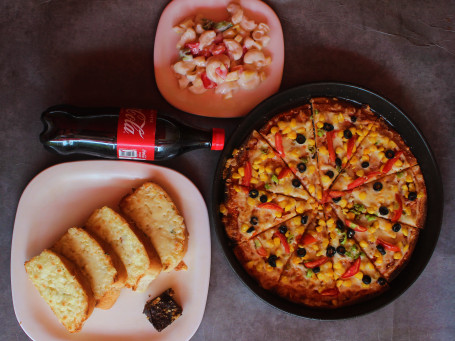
[11,161,210,341]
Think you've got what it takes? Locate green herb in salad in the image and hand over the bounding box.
[214,21,233,32]
[201,18,214,30]
[306,269,314,278]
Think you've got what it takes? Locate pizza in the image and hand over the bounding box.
[221,97,427,308]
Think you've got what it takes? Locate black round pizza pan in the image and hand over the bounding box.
[211,82,443,320]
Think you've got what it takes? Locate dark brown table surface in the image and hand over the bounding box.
[1,1,454,340]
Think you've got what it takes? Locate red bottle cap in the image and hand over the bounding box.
[211,128,225,150]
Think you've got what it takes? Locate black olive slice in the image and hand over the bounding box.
[259,195,268,203]
[408,192,417,201]
[373,182,383,191]
[249,189,259,198]
[301,215,309,224]
[296,134,306,144]
[297,247,307,257]
[278,225,288,234]
[323,122,334,131]
[297,163,307,173]
[392,223,401,232]
[292,179,301,187]
[362,275,371,284]
[385,150,395,159]
[343,129,353,139]
[250,216,259,225]
[379,206,389,215]
[361,161,370,168]
[326,170,334,178]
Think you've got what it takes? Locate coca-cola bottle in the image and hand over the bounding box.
[40,105,225,161]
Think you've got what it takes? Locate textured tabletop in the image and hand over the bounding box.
[1,0,454,340]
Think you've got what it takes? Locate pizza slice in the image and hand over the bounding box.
[331,165,427,228]
[224,130,313,200]
[220,184,315,243]
[259,105,323,201]
[274,210,338,307]
[331,118,418,192]
[311,97,378,191]
[330,204,419,281]
[324,205,387,306]
[234,212,316,290]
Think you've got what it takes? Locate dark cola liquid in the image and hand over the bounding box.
[40,105,222,161]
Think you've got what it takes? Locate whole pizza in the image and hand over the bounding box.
[220,97,427,308]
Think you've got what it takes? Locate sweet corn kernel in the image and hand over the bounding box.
[219,204,227,214]
[347,212,356,220]
[317,273,325,281]
[276,259,284,268]
[261,154,268,160]
[265,166,273,174]
[246,261,255,268]
[343,280,352,287]
[367,207,376,214]
[276,249,283,257]
[273,237,280,246]
[275,167,282,175]
[234,185,241,192]
[367,263,375,271]
[317,190,322,200]
[368,234,376,242]
[319,146,328,155]
[376,257,383,265]
[288,131,297,140]
[317,121,324,128]
[271,126,279,134]
[312,244,319,250]
[266,239,274,248]
[316,250,324,257]
[354,272,363,279]
[292,257,301,265]
[321,175,331,183]
[308,184,315,194]
[250,178,259,184]
[342,156,348,164]
[403,244,409,253]
[275,211,282,218]
[409,183,416,192]
[393,252,403,260]
[402,227,408,237]
[238,167,245,176]
[356,169,365,177]
[291,150,300,158]
[395,159,403,167]
[285,203,294,212]
[336,279,343,287]
[247,198,256,206]
[241,224,249,233]
[232,173,241,179]
[347,202,354,209]
[277,121,286,130]
[327,218,335,227]
[359,192,367,200]
[359,240,368,248]
[336,146,344,154]
[316,225,323,233]
[339,199,347,208]
[260,173,268,181]
[307,139,315,146]
[406,175,413,183]
[334,262,342,270]
[308,165,316,174]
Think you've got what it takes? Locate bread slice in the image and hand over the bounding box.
[120,182,187,272]
[52,227,127,309]
[85,206,162,292]
[24,249,95,333]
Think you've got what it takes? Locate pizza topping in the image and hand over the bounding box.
[297,162,307,173]
[382,151,403,174]
[242,161,252,187]
[304,256,328,269]
[391,194,403,222]
[326,131,336,163]
[247,226,255,233]
[292,179,301,188]
[275,132,285,156]
[379,206,389,215]
[361,161,370,168]
[268,255,278,267]
[345,219,367,232]
[326,170,335,178]
[297,247,307,257]
[343,129,353,139]
[332,196,341,203]
[376,244,386,255]
[347,228,355,239]
[326,246,336,257]
[249,189,259,198]
[258,202,284,212]
[277,168,291,180]
[340,257,361,279]
[392,223,401,232]
[362,274,372,284]
[313,266,321,274]
[373,182,383,191]
[255,241,268,257]
[300,215,309,224]
[296,134,306,144]
[336,245,346,255]
[323,122,334,131]
[259,194,268,203]
[378,277,387,286]
[320,288,339,296]
[385,149,395,159]
[408,191,417,201]
[377,238,400,252]
[336,219,345,231]
[346,135,357,160]
[335,157,342,167]
[299,234,317,245]
[350,115,357,122]
[250,216,258,225]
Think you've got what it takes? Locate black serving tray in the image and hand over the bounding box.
[211,82,443,320]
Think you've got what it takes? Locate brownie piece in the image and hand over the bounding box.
[143,288,182,332]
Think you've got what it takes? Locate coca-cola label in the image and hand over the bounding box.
[117,108,157,160]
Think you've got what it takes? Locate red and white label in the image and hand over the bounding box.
[117,108,157,160]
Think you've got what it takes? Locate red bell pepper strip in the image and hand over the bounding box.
[346,135,357,160]
[304,257,328,269]
[185,42,200,55]
[299,234,317,246]
[215,66,227,80]
[273,232,290,253]
[241,161,252,187]
[214,32,224,44]
[391,194,403,222]
[278,167,292,179]
[320,288,339,296]
[377,238,400,252]
[256,246,267,257]
[275,132,285,156]
[347,176,367,190]
[197,49,212,57]
[329,190,345,198]
[345,219,367,232]
[257,202,284,212]
[340,257,361,279]
[346,171,382,190]
[382,151,403,174]
[201,72,217,89]
[327,131,336,163]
